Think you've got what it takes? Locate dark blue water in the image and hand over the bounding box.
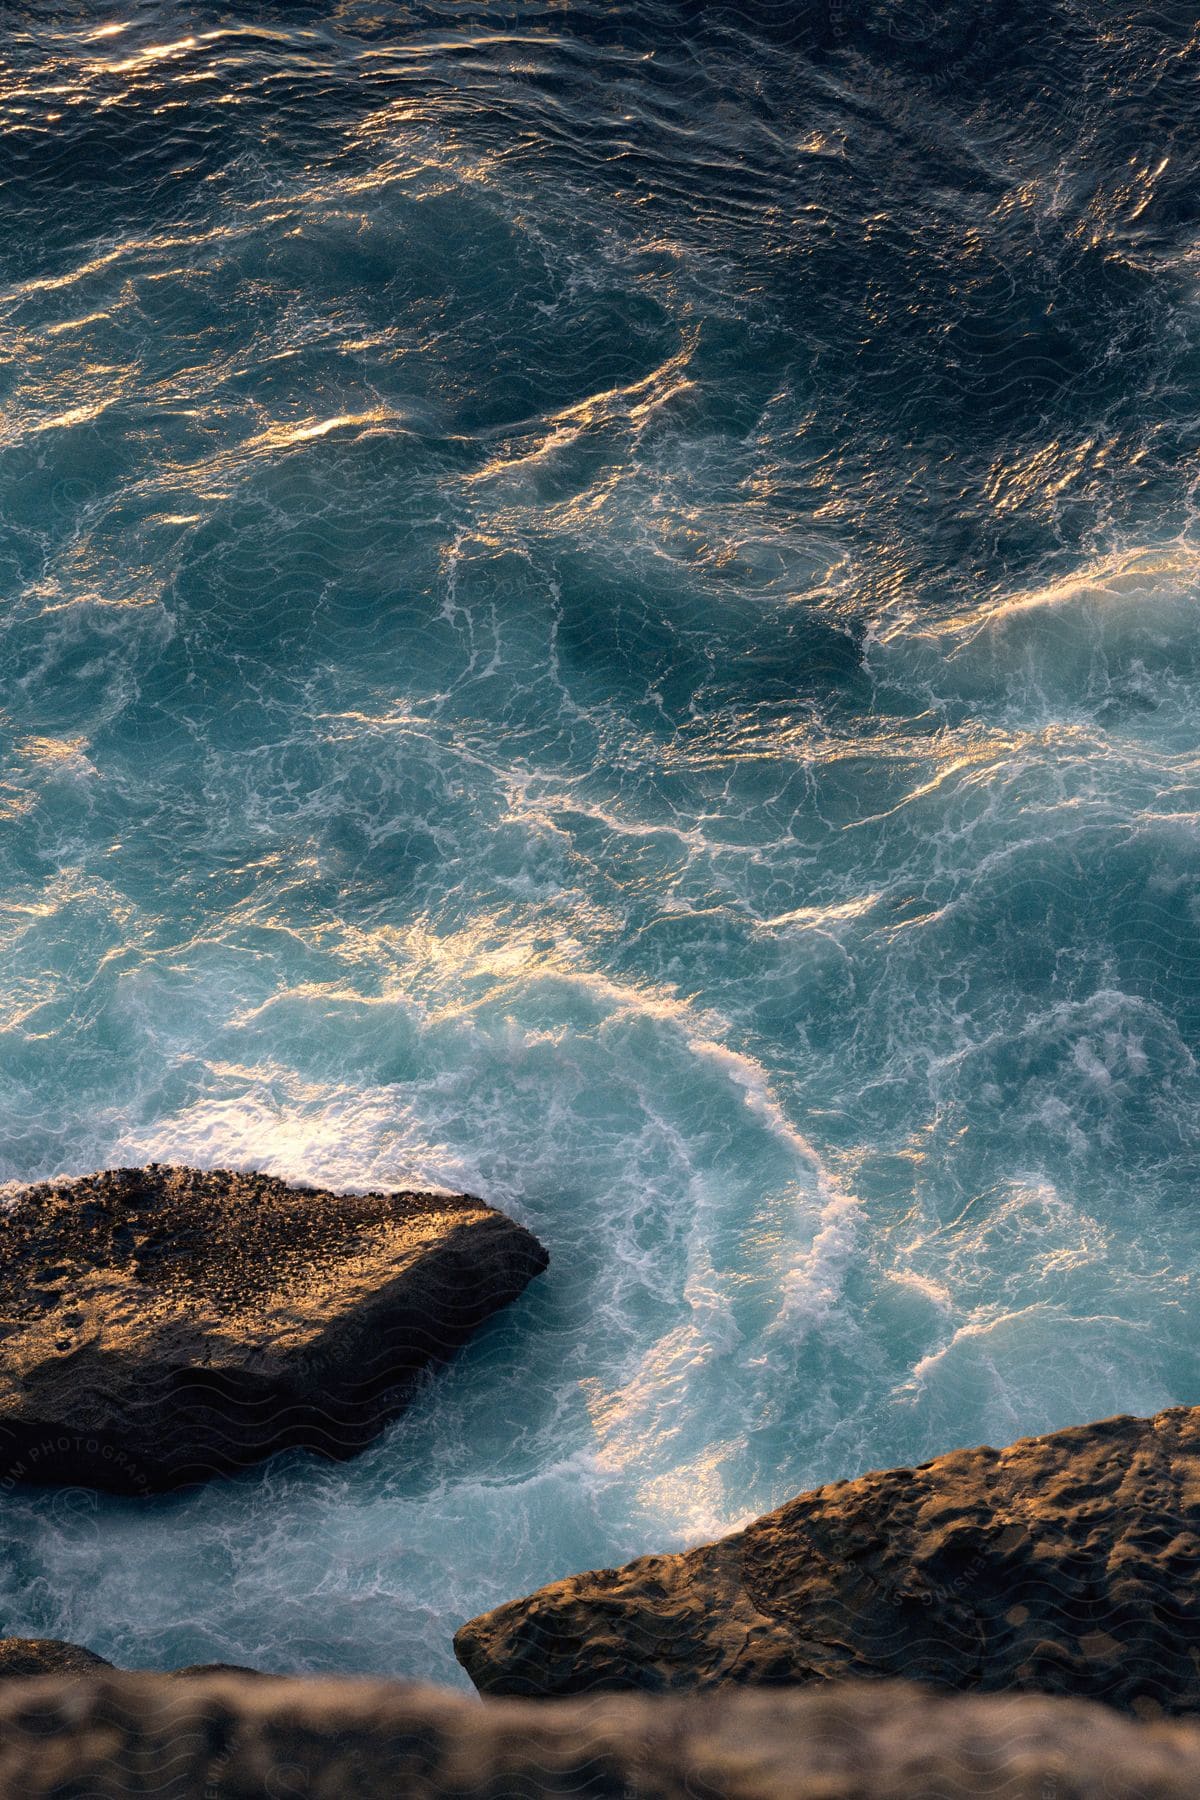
[2,0,1200,1683]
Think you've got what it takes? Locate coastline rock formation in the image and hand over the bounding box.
[0,1165,547,1492]
[2,1672,1200,1798]
[0,1641,262,1680]
[0,1639,112,1678]
[456,1405,1200,1714]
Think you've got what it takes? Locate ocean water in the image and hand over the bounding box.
[1,0,1199,1683]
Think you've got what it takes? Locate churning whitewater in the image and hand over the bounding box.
[1,1,1199,1683]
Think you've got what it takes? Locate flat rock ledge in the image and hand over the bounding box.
[1,1672,1200,1798]
[0,1165,547,1492]
[457,1405,1200,1715]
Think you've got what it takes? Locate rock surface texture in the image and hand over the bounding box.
[0,1639,112,1678]
[456,1406,1200,1714]
[1,1672,1200,1798]
[0,1165,547,1491]
[0,1641,263,1681]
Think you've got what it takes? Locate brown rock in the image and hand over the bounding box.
[3,1672,1200,1797]
[0,1638,112,1678]
[0,1641,267,1681]
[455,1406,1200,1713]
[0,1165,548,1492]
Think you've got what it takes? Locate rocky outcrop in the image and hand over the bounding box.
[1,1672,1200,1798]
[0,1640,265,1680]
[456,1406,1200,1714]
[0,1638,112,1678]
[0,1165,547,1492]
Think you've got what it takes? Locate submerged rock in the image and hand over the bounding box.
[0,1165,548,1492]
[456,1405,1200,1714]
[167,1662,267,1679]
[1,1672,1199,1798]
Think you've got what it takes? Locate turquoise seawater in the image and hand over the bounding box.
[3,1,1200,1682]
